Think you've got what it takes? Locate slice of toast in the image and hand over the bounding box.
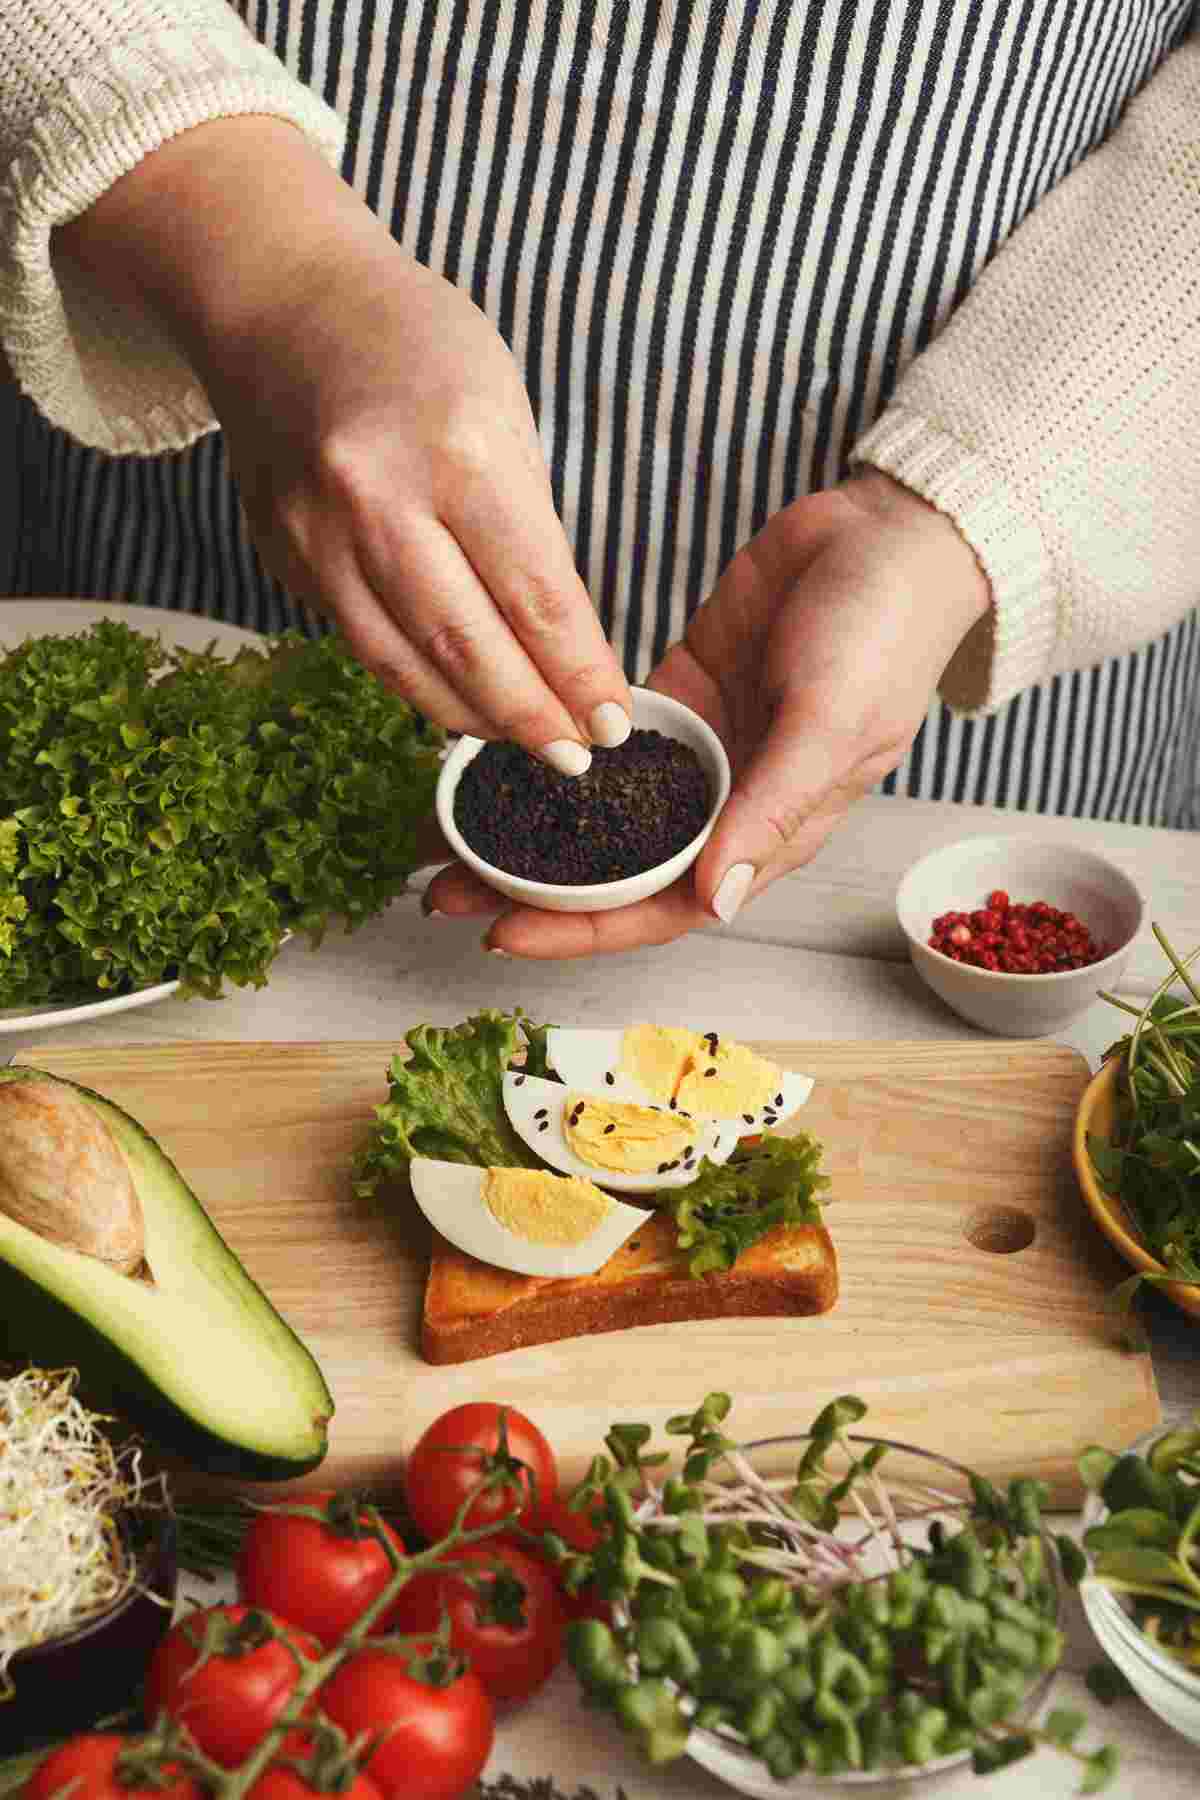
[421,1210,838,1364]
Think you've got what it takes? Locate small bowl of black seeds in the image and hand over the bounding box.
[436,687,731,912]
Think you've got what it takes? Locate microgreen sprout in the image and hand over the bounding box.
[0,1368,152,1696]
[1080,1412,1200,1670]
[562,1394,1117,1791]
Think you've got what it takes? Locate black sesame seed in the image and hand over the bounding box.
[683,1146,694,1158]
[534,1107,548,1119]
[605,1071,615,1086]
[657,1161,670,1173]
[743,1113,755,1124]
[704,1067,718,1078]
[668,1097,677,1110]
[774,1092,783,1108]
[764,1112,778,1126]
[604,1123,616,1134]
[538,1121,549,1132]
[515,1074,526,1085]
[452,730,711,886]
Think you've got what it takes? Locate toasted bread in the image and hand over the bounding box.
[421,1209,838,1364]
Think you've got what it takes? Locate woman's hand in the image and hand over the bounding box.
[57,118,632,772]
[426,471,991,953]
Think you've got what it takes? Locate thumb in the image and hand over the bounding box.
[695,699,865,924]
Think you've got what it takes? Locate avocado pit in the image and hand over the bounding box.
[0,1080,145,1276]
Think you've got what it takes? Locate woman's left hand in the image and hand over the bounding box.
[422,472,992,957]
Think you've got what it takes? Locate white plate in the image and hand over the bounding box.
[0,599,273,1035]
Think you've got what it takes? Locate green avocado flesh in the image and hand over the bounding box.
[0,1068,333,1481]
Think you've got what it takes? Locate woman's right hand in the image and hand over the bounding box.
[58,118,632,771]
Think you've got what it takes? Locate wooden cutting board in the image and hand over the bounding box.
[21,1039,1160,1508]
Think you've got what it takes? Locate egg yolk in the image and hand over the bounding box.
[618,1025,782,1120]
[482,1167,612,1246]
[562,1091,696,1173]
[617,1024,697,1104]
[674,1039,781,1117]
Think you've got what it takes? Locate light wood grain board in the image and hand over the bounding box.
[20,1039,1159,1507]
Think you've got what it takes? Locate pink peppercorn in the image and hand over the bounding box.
[926,890,1108,974]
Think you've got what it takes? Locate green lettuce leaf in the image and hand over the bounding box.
[0,622,442,1005]
[354,1011,541,1194]
[666,1134,831,1276]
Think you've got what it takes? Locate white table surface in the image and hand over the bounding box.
[17,792,1200,1800]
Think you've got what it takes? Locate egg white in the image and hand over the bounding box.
[409,1157,650,1277]
[501,1072,734,1193]
[545,1026,815,1131]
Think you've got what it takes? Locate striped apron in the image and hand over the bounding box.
[10,0,1199,826]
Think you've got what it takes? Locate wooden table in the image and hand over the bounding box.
[12,794,1200,1798]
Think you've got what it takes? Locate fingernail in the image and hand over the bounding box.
[712,862,755,924]
[420,892,442,918]
[588,702,632,749]
[541,738,592,777]
[485,941,510,957]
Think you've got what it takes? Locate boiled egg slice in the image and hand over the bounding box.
[501,1072,734,1193]
[545,1025,814,1132]
[409,1157,650,1277]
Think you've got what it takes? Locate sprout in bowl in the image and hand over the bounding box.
[561,1395,1116,1795]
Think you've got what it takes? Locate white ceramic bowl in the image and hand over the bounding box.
[435,686,731,913]
[895,836,1145,1038]
[1080,1419,1200,1745]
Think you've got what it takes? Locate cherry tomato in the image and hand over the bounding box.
[319,1648,493,1800]
[247,1754,383,1800]
[238,1490,407,1647]
[24,1736,202,1800]
[143,1604,321,1768]
[404,1403,557,1541]
[538,1492,611,1626]
[389,1542,565,1702]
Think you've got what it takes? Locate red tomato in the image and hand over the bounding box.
[319,1649,493,1800]
[143,1604,322,1768]
[247,1755,383,1800]
[404,1403,557,1541]
[538,1493,610,1626]
[238,1490,407,1647]
[24,1737,202,1800]
[389,1542,565,1702]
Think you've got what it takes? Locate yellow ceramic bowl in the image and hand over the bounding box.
[1073,1056,1200,1322]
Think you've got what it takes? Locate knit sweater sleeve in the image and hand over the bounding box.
[0,0,345,455]
[852,32,1200,715]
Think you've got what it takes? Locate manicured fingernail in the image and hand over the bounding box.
[541,738,592,777]
[712,862,755,923]
[485,941,510,957]
[588,702,631,748]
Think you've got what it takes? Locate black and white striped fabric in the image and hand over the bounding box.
[10,0,1199,826]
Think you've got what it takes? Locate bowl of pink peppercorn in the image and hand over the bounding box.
[895,835,1145,1037]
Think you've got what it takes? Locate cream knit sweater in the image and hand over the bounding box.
[1,1,1197,715]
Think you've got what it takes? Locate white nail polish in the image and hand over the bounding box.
[588,702,632,749]
[542,738,592,777]
[712,862,755,924]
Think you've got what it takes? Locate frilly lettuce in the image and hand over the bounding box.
[0,621,442,1005]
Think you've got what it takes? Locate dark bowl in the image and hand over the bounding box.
[0,1512,177,1755]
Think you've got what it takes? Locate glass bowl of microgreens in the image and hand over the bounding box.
[560,1395,1117,1796]
[0,1367,178,1755]
[1078,1412,1200,1746]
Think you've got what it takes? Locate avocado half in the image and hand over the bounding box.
[0,1067,333,1480]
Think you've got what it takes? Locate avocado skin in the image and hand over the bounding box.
[0,1260,325,1480]
[0,1066,332,1482]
